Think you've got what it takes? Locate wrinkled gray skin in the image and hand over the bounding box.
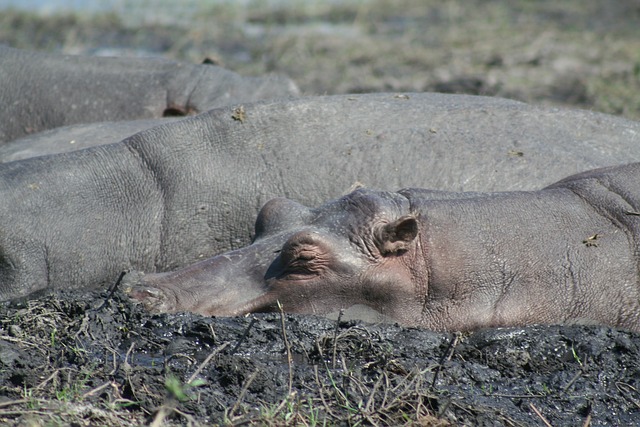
[2,92,640,301]
[0,46,298,144]
[128,163,640,332]
[0,118,177,162]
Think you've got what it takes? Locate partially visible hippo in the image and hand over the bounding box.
[128,162,640,332]
[2,93,640,301]
[0,118,177,162]
[0,46,298,143]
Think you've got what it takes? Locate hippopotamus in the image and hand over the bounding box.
[0,46,298,144]
[2,93,640,301]
[0,118,179,162]
[127,162,640,332]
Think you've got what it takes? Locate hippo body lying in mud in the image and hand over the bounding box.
[0,118,179,162]
[0,46,298,144]
[2,90,640,301]
[128,162,640,332]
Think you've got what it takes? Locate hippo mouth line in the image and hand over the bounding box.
[224,291,283,316]
[124,273,282,317]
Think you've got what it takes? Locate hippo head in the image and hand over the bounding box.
[126,189,428,325]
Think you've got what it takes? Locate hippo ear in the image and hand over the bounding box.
[374,215,419,256]
[255,197,311,239]
[344,181,365,195]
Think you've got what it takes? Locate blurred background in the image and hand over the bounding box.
[1,0,639,120]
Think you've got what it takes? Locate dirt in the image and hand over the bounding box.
[1,1,640,425]
[1,288,639,426]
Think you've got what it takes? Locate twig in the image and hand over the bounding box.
[208,323,217,342]
[73,313,91,340]
[257,305,300,427]
[113,398,142,410]
[150,405,170,427]
[0,410,51,417]
[277,301,294,395]
[173,407,198,426]
[332,309,344,368]
[106,345,119,376]
[616,382,640,409]
[313,364,339,420]
[229,370,259,418]
[122,342,142,404]
[562,370,583,393]
[436,399,451,419]
[431,332,461,388]
[93,271,126,312]
[0,399,28,409]
[124,341,135,368]
[35,369,61,390]
[230,317,257,354]
[81,381,115,399]
[529,403,553,427]
[313,339,345,420]
[492,393,549,399]
[0,335,38,349]
[343,355,366,396]
[187,342,230,384]
[364,372,384,414]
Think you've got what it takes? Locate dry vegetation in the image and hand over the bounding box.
[1,0,639,119]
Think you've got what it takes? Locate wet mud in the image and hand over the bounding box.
[1,289,638,425]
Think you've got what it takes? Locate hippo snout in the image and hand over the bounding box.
[120,270,146,290]
[122,270,177,314]
[119,250,278,317]
[120,270,149,297]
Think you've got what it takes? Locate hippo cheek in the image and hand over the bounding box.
[257,272,359,316]
[260,278,320,313]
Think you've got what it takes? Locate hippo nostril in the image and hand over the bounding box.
[127,285,173,313]
[120,270,147,292]
[131,286,163,299]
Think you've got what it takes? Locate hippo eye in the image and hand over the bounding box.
[297,249,316,261]
[279,245,320,279]
[282,249,315,269]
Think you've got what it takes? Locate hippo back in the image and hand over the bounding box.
[1,92,640,298]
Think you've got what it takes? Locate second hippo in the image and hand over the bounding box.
[127,162,640,332]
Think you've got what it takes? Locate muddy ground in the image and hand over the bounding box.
[0,291,640,426]
[1,0,640,425]
[2,289,640,426]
